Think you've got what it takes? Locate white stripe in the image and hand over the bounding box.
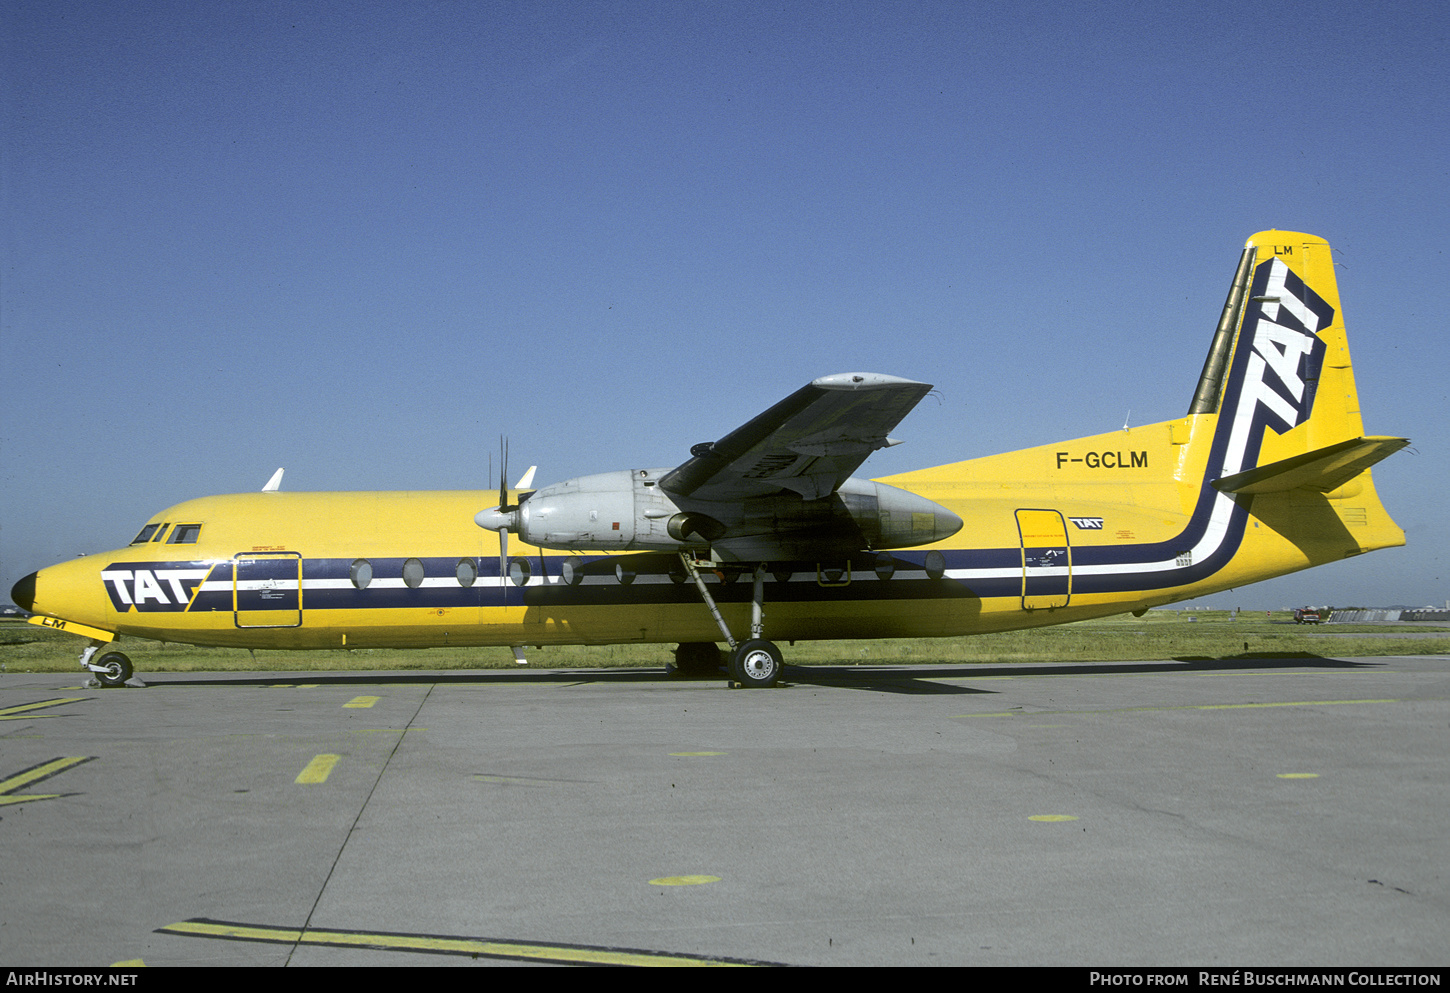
[1262,259,1320,332]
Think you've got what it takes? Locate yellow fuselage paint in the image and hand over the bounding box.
[19,449,1400,653]
[17,232,1405,658]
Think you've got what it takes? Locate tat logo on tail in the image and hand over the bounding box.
[1239,258,1332,433]
[1217,258,1334,478]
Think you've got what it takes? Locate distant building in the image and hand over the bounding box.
[1327,607,1450,623]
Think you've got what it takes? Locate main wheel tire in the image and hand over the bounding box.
[95,651,133,688]
[729,639,783,688]
[672,642,722,675]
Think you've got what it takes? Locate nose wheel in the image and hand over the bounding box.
[92,651,133,688]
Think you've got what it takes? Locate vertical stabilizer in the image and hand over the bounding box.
[1189,231,1379,483]
[1181,231,1405,569]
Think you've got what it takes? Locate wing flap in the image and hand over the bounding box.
[659,373,932,501]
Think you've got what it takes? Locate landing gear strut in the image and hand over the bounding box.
[678,555,783,689]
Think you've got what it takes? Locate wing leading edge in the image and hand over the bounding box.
[659,373,933,502]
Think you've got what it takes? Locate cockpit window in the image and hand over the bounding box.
[167,524,202,544]
[131,523,163,544]
[151,524,171,542]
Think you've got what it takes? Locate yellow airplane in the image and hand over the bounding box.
[11,231,1407,689]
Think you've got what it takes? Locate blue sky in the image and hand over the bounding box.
[3,0,1446,610]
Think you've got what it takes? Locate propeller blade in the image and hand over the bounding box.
[499,526,508,595]
[478,441,539,597]
[499,437,508,511]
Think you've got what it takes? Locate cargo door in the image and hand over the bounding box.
[1016,509,1071,610]
[234,552,302,628]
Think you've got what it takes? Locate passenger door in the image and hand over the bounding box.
[234,553,303,628]
[1016,509,1071,610]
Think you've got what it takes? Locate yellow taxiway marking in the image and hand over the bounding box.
[959,698,1399,718]
[157,918,773,966]
[1277,773,1320,779]
[0,756,94,806]
[295,754,340,784]
[343,696,380,708]
[0,697,87,721]
[1028,815,1079,822]
[649,875,722,886]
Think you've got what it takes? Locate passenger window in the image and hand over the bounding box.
[402,558,426,589]
[167,524,202,544]
[131,524,162,544]
[350,560,373,589]
[456,558,477,587]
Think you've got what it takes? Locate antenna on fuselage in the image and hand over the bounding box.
[262,468,285,492]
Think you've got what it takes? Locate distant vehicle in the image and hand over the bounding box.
[1294,608,1323,625]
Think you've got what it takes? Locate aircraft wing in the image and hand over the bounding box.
[658,373,933,502]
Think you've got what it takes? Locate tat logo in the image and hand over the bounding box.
[1069,517,1105,530]
[1237,258,1332,435]
[1215,258,1335,480]
[101,565,210,612]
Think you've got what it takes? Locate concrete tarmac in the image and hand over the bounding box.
[1,655,1446,967]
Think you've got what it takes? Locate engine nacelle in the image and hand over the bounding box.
[836,477,964,550]
[499,468,963,559]
[515,470,641,548]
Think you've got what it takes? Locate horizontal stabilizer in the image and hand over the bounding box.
[1212,436,1408,495]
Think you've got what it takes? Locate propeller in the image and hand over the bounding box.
[474,438,537,591]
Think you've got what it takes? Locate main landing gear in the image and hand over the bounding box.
[78,641,134,688]
[671,641,723,675]
[677,555,784,689]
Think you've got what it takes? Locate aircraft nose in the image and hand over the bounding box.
[11,571,37,612]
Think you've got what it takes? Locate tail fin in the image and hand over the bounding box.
[1188,231,1405,490]
[1188,230,1405,560]
[879,231,1403,606]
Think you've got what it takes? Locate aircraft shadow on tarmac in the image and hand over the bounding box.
[143,653,1382,696]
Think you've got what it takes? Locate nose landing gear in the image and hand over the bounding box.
[93,652,134,688]
[78,642,134,688]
